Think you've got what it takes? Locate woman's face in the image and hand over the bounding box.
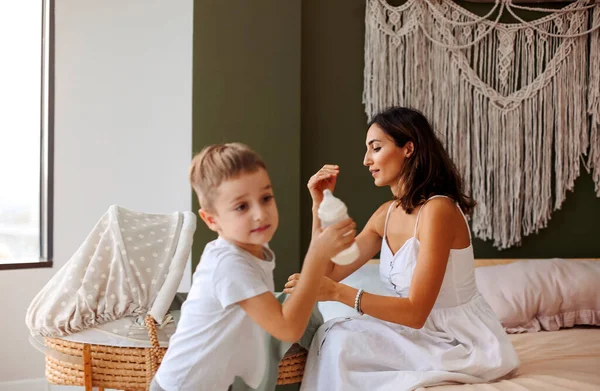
[363,124,412,189]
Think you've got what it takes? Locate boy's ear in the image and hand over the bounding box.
[199,208,219,232]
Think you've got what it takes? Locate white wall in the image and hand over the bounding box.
[0,0,193,388]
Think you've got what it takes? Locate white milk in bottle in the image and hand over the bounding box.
[318,189,360,265]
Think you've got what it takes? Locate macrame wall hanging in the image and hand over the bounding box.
[363,0,600,249]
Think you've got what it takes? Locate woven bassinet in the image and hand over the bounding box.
[44,315,308,390]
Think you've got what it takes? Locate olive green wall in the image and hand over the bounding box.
[192,1,301,292]
[192,1,600,290]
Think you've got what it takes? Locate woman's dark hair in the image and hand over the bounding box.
[368,106,475,215]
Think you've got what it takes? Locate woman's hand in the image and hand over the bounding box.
[307,164,339,205]
[284,274,340,302]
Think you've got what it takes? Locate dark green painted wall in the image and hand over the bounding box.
[192,1,301,292]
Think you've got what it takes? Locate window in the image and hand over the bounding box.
[0,0,53,270]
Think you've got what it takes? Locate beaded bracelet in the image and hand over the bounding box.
[354,288,365,315]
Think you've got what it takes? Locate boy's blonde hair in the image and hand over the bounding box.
[189,143,266,211]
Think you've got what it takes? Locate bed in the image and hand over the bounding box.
[278,258,600,390]
[426,327,600,391]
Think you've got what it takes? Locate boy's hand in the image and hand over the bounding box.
[284,274,339,302]
[307,164,339,205]
[308,217,356,262]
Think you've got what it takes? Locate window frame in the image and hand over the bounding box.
[0,0,54,271]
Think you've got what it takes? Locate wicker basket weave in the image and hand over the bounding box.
[276,343,308,385]
[44,315,307,390]
[45,315,166,391]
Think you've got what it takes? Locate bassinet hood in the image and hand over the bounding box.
[26,205,196,337]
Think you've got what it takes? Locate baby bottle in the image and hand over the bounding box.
[318,189,360,265]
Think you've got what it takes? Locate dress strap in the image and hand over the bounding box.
[455,204,472,243]
[413,195,452,237]
[383,201,395,238]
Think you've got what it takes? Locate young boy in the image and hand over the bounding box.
[152,143,356,391]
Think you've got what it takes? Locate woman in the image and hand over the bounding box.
[285,107,519,390]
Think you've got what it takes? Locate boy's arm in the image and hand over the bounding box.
[238,246,328,343]
[239,218,356,342]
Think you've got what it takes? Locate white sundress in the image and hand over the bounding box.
[300,196,520,391]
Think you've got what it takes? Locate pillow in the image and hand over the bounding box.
[475,259,600,333]
[317,263,395,322]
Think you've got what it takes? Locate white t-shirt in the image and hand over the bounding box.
[154,237,275,391]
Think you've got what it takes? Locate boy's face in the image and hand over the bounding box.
[200,168,279,257]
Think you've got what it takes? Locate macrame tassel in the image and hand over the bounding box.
[363,0,600,249]
[588,6,600,196]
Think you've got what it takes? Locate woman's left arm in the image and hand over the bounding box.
[331,200,456,329]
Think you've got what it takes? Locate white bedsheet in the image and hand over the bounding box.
[425,328,600,391]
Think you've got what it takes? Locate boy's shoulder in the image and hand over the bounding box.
[200,237,250,266]
[198,237,275,277]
